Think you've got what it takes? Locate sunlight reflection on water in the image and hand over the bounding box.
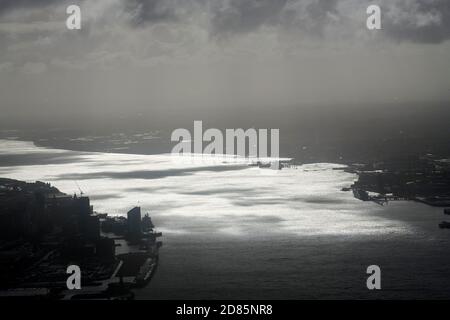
[0,139,412,238]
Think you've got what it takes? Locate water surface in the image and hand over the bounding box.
[1,139,449,299]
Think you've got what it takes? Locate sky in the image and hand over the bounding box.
[0,0,449,125]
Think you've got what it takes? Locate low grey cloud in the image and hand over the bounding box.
[382,0,450,44]
[1,0,450,118]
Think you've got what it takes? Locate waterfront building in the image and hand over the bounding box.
[127,207,142,243]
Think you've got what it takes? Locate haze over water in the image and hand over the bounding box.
[1,139,450,299]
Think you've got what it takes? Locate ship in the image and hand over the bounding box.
[352,187,370,201]
[248,161,282,170]
[135,256,158,287]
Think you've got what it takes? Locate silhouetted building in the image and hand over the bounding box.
[84,215,100,240]
[73,196,92,216]
[142,213,154,231]
[127,207,142,243]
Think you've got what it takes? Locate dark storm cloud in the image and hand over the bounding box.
[273,0,341,38]
[0,0,66,14]
[303,0,339,35]
[125,0,178,26]
[122,0,450,44]
[208,0,341,38]
[383,0,450,44]
[210,0,288,37]
[209,0,450,43]
[1,0,450,44]
[307,0,339,18]
[1,1,450,119]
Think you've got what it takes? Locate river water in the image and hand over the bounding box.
[1,139,449,299]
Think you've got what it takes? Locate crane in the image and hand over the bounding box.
[74,181,84,196]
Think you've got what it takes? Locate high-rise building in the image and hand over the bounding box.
[127,206,142,242]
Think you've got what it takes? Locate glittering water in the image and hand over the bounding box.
[1,139,450,299]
